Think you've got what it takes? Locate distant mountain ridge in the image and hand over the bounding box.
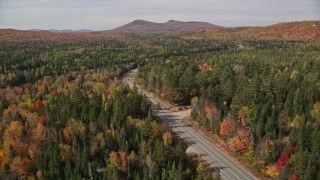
[0,29,126,41]
[1,20,319,41]
[235,21,320,40]
[104,19,224,34]
[29,29,94,33]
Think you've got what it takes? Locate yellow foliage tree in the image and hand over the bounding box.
[238,106,250,126]
[264,164,280,178]
[69,119,86,138]
[32,123,46,143]
[108,151,121,168]
[292,115,304,128]
[27,98,34,111]
[19,110,38,127]
[196,162,207,175]
[311,102,320,122]
[191,97,198,107]
[95,132,106,150]
[163,132,172,147]
[58,144,71,162]
[151,121,160,138]
[290,70,298,79]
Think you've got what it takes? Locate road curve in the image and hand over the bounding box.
[123,69,257,180]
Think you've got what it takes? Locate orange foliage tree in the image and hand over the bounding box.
[4,121,23,140]
[0,150,9,170]
[63,127,72,143]
[220,119,231,136]
[228,135,251,153]
[118,151,127,171]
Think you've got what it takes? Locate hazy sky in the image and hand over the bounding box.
[0,0,319,30]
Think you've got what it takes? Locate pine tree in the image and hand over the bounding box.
[64,159,72,179]
[142,110,152,140]
[311,125,320,156]
[176,160,183,180]
[303,162,312,180]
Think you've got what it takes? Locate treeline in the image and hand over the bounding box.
[136,40,320,179]
[0,40,145,88]
[0,34,231,88]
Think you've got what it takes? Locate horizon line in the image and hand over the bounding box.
[0,19,318,32]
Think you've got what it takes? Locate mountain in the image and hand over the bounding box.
[29,29,94,33]
[235,21,320,40]
[1,20,319,41]
[0,29,127,41]
[105,19,224,34]
[104,20,319,40]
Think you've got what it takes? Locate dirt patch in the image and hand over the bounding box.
[181,116,192,125]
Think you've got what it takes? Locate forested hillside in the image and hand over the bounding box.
[136,40,320,179]
[0,37,219,179]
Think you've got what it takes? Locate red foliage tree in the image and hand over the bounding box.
[210,105,219,121]
[199,85,205,93]
[51,90,57,96]
[23,83,30,91]
[37,80,42,92]
[37,115,46,125]
[35,100,42,111]
[289,175,297,180]
[276,152,290,171]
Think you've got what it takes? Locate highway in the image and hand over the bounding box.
[122,69,257,180]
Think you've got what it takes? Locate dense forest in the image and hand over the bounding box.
[0,26,319,179]
[136,40,320,179]
[0,37,223,179]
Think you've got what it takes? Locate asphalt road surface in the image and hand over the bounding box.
[123,69,257,180]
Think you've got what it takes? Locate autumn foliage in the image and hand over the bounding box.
[118,151,127,170]
[35,99,42,111]
[220,119,231,136]
[228,136,251,153]
[264,164,280,178]
[276,152,290,171]
[0,150,9,171]
[1,23,320,179]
